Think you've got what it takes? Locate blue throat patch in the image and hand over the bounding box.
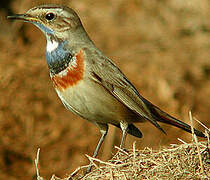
[31,21,73,75]
[46,40,73,75]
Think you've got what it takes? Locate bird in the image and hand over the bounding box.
[8,4,205,171]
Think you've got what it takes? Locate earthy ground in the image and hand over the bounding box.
[0,0,209,179]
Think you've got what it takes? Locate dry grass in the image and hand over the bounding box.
[80,142,209,180]
[37,139,209,180]
[36,119,209,180]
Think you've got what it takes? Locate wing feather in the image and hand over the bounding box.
[88,52,164,132]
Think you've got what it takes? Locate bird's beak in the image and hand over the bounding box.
[7,14,38,22]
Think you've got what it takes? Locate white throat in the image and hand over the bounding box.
[47,40,59,53]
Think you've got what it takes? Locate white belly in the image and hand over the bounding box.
[55,79,129,124]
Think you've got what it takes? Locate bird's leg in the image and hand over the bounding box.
[120,122,128,148]
[92,124,108,158]
[86,123,108,173]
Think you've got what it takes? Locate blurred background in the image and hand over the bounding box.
[0,0,209,179]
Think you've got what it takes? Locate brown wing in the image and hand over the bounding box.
[88,51,165,132]
[87,51,207,138]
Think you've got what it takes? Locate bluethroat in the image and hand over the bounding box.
[8,4,206,172]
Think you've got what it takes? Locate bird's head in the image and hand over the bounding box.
[8,4,92,74]
[7,4,89,43]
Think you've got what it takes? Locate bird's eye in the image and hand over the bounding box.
[45,13,55,21]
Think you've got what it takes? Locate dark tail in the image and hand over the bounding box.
[141,97,206,138]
